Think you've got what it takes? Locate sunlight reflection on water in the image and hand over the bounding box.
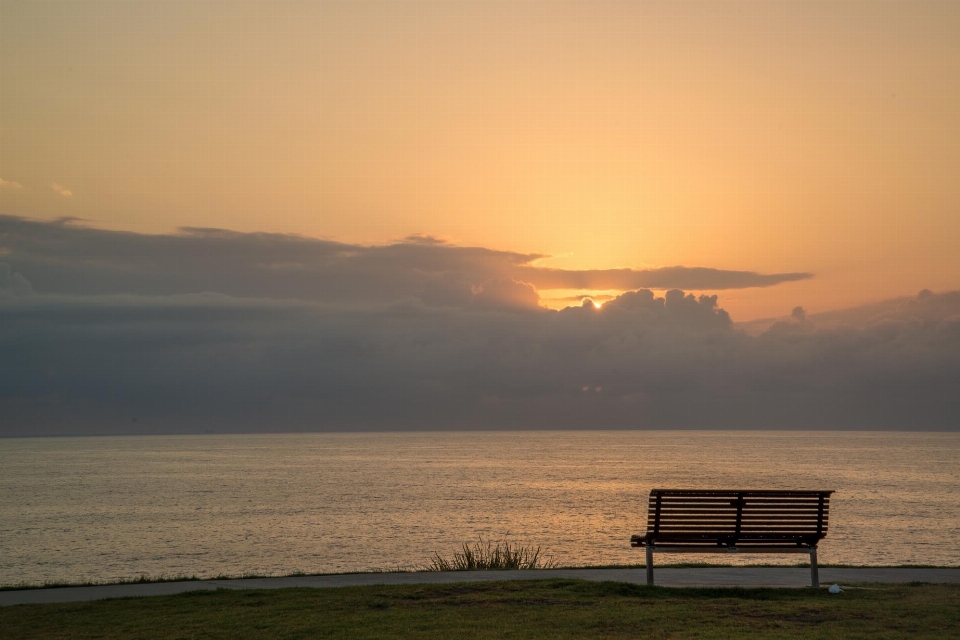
[1,431,958,585]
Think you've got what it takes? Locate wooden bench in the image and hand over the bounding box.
[631,489,834,587]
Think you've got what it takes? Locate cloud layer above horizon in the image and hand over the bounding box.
[1,216,958,435]
[0,216,811,307]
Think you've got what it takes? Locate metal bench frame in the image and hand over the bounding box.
[631,489,834,587]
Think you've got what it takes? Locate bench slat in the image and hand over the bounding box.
[650,496,826,499]
[648,527,825,531]
[652,500,829,504]
[651,514,824,520]
[651,515,822,520]
[650,522,825,528]
[645,490,834,498]
[651,504,826,510]
[650,507,826,513]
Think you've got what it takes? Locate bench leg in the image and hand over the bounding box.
[810,548,819,588]
[646,546,654,586]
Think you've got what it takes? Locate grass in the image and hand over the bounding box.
[2,580,958,639]
[424,538,556,571]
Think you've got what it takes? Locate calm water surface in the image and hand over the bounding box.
[1,431,958,585]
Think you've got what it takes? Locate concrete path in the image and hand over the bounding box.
[3,567,959,607]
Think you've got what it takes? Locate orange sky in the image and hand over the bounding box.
[2,1,959,320]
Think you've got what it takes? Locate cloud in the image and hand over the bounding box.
[1,284,958,435]
[0,178,23,189]
[0,216,811,308]
[516,265,813,290]
[0,286,734,435]
[3,216,955,436]
[51,183,73,197]
[0,262,32,295]
[402,233,448,245]
[471,278,541,312]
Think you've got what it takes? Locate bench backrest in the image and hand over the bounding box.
[646,489,833,547]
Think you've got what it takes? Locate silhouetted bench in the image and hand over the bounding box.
[631,489,833,587]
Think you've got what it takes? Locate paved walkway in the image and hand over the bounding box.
[3,567,959,607]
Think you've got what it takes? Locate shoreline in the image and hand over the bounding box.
[4,563,959,593]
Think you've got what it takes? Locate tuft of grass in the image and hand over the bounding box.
[424,538,556,571]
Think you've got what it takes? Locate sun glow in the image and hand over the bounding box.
[538,290,621,311]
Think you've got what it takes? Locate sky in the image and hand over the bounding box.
[1,1,959,434]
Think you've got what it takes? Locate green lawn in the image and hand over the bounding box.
[2,580,958,639]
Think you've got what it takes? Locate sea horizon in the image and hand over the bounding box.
[4,426,959,440]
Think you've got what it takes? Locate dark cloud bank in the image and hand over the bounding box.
[1,215,958,435]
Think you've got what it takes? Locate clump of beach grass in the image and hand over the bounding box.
[424,538,555,571]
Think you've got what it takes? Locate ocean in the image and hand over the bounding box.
[2,431,958,586]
